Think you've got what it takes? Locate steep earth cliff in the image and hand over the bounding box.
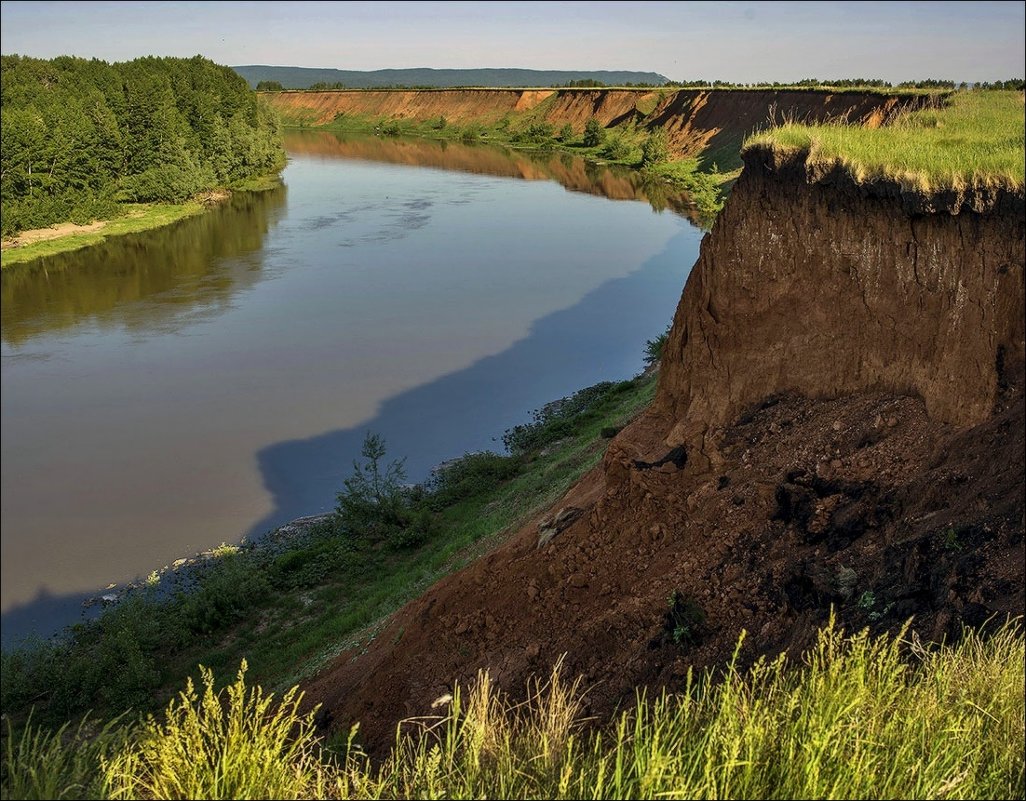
[265,88,913,163]
[304,144,1025,755]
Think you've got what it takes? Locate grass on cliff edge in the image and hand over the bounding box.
[745,90,1025,192]
[3,621,1023,800]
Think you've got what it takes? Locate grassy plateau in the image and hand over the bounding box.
[745,90,1025,192]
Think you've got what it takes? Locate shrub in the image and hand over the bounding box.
[601,135,635,161]
[583,117,605,147]
[641,128,670,165]
[558,123,574,142]
[428,451,522,509]
[335,433,432,549]
[643,324,671,366]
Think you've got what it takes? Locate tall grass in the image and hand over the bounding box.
[746,90,1025,192]
[4,621,1022,799]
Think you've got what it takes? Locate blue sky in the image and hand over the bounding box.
[1,1,1022,83]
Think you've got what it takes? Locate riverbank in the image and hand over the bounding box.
[1,373,658,726]
[0,174,283,270]
[288,114,731,225]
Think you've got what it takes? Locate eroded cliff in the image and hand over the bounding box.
[264,88,912,163]
[304,141,1025,755]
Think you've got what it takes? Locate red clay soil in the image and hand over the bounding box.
[303,149,1025,756]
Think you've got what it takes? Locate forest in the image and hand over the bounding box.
[1,54,284,237]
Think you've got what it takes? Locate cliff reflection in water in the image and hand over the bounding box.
[1,185,288,347]
[284,130,698,220]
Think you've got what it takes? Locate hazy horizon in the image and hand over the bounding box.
[1,1,1023,85]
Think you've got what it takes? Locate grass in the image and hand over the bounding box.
[1,374,658,729]
[1,174,284,269]
[745,90,1025,192]
[0,202,206,269]
[3,620,1022,799]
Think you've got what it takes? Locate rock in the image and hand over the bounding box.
[537,506,584,548]
[832,420,843,431]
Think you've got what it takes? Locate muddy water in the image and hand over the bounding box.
[0,133,702,643]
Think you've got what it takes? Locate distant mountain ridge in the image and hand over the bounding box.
[232,65,669,89]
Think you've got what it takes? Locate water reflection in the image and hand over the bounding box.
[285,131,700,220]
[1,186,288,347]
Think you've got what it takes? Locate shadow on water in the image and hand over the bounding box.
[243,224,699,540]
[1,588,98,648]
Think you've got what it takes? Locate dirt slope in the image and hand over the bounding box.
[303,146,1025,756]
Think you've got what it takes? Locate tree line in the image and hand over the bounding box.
[1,54,285,236]
[663,78,1024,90]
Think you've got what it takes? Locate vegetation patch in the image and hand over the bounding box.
[746,90,1025,192]
[4,621,1022,799]
[0,54,285,243]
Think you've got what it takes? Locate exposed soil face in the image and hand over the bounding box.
[265,88,918,160]
[302,146,1024,757]
[306,384,1024,756]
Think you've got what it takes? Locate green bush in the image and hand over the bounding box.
[428,451,522,509]
[583,117,605,147]
[643,324,671,367]
[502,380,635,455]
[641,129,670,165]
[334,433,433,549]
[601,135,635,161]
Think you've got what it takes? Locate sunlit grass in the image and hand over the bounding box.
[4,621,1022,799]
[745,90,1025,192]
[0,203,205,269]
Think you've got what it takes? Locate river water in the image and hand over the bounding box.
[0,132,702,644]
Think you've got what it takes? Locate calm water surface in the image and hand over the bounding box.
[1,132,702,643]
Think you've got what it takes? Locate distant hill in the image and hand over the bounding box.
[232,66,669,89]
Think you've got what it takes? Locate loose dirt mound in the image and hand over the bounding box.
[306,384,1024,755]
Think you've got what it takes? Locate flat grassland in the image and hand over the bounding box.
[746,90,1025,191]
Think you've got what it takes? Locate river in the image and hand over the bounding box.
[0,131,703,644]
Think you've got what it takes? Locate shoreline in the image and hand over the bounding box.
[0,174,284,270]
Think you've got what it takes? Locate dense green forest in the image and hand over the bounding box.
[1,54,284,237]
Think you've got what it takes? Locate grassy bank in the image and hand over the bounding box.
[1,374,657,728]
[746,90,1025,191]
[1,175,284,270]
[4,621,1022,799]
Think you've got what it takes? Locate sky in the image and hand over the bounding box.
[0,1,1023,84]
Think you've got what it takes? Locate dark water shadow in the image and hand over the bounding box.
[1,587,98,648]
[244,225,698,540]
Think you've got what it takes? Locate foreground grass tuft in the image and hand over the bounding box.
[745,90,1025,192]
[4,621,1022,799]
